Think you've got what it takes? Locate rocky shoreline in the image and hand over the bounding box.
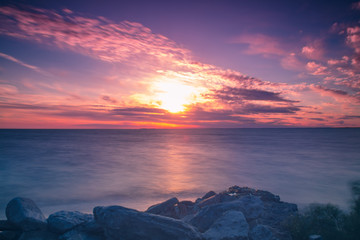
[0,186,298,240]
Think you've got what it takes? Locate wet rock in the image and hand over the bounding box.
[0,220,19,231]
[249,225,278,240]
[94,205,202,240]
[76,219,103,234]
[189,196,264,232]
[226,186,280,202]
[58,229,104,240]
[0,230,22,240]
[47,211,93,234]
[202,191,216,200]
[6,198,47,231]
[146,197,196,219]
[258,201,297,237]
[18,230,57,240]
[196,192,237,208]
[309,235,322,240]
[146,197,179,218]
[203,210,249,240]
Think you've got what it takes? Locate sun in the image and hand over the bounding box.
[154,81,196,113]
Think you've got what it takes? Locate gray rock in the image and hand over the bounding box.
[146,197,196,219]
[6,198,47,231]
[58,229,105,240]
[94,205,202,240]
[226,186,280,202]
[47,211,93,234]
[76,220,103,234]
[146,197,179,218]
[189,196,264,232]
[196,193,237,208]
[259,201,298,230]
[18,230,57,240]
[309,235,322,240]
[0,220,19,231]
[203,210,249,240]
[202,191,217,200]
[249,225,278,240]
[0,230,22,240]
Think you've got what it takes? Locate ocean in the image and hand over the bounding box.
[0,128,359,218]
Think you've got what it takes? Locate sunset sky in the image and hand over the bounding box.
[0,0,360,128]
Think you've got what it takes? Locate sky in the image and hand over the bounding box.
[0,0,360,128]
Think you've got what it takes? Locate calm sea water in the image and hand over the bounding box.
[1,128,360,218]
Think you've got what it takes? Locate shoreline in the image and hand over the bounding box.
[1,186,298,240]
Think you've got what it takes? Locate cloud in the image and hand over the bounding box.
[346,26,360,54]
[205,87,298,103]
[241,104,300,114]
[0,5,359,128]
[102,95,118,104]
[0,52,48,75]
[306,61,328,75]
[310,85,360,102]
[231,34,286,56]
[0,6,189,66]
[301,40,324,60]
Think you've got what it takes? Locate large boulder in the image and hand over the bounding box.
[94,205,202,240]
[47,211,93,234]
[146,197,196,219]
[0,230,22,240]
[58,229,104,240]
[226,186,280,202]
[6,198,47,231]
[203,210,249,240]
[196,193,237,208]
[146,197,179,218]
[189,195,264,232]
[18,230,58,240]
[249,225,278,240]
[0,220,18,231]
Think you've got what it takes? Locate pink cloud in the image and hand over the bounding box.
[301,39,324,60]
[231,34,286,56]
[0,6,359,128]
[327,56,349,66]
[306,61,328,75]
[0,6,189,66]
[280,53,305,71]
[0,52,48,75]
[346,26,360,54]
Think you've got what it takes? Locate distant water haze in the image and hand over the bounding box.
[0,128,359,218]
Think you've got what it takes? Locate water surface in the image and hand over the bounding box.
[1,128,359,217]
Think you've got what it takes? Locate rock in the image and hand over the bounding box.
[203,210,249,240]
[47,211,93,234]
[0,220,19,231]
[202,191,217,200]
[6,198,47,231]
[249,225,277,240]
[18,230,58,240]
[0,230,22,240]
[226,186,280,202]
[146,197,196,219]
[76,220,103,234]
[58,229,104,240]
[189,195,264,232]
[94,205,202,240]
[146,197,179,218]
[258,201,298,230]
[309,235,322,240]
[196,193,237,208]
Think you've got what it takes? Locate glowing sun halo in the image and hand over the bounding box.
[155,81,196,113]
